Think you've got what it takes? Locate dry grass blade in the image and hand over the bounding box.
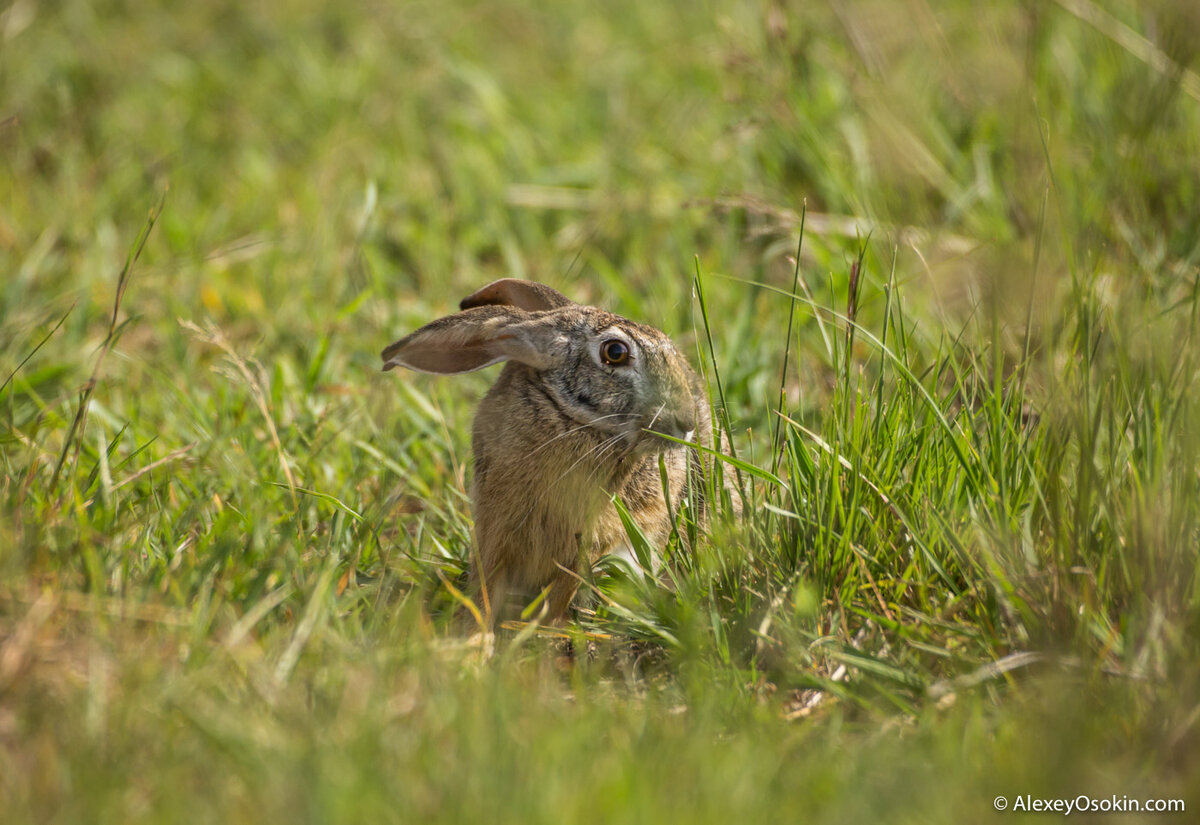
[927,651,1047,699]
[0,592,56,691]
[111,442,197,491]
[1055,0,1200,102]
[50,194,165,495]
[179,319,299,511]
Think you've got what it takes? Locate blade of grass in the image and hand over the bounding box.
[0,303,75,398]
[51,192,165,495]
[771,206,806,477]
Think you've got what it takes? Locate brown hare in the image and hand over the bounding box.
[382,279,732,624]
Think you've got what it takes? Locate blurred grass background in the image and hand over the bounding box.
[3,0,1200,821]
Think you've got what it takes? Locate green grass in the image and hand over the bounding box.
[3,0,1200,821]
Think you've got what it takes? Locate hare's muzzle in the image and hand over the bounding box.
[666,411,695,441]
[643,408,695,445]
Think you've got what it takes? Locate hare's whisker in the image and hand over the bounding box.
[557,433,626,487]
[578,438,629,493]
[528,413,633,457]
[645,402,666,433]
[514,433,628,534]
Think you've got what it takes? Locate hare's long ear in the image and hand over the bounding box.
[459,279,574,312]
[381,306,564,375]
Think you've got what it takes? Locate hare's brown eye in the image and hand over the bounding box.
[599,339,631,366]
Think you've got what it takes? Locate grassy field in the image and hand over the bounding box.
[3,0,1200,821]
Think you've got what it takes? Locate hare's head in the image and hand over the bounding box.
[381,279,701,452]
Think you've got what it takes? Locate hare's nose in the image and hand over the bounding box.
[667,410,695,440]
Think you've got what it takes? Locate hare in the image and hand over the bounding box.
[382,279,732,624]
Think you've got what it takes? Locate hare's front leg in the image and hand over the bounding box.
[469,513,585,625]
[467,545,509,628]
[542,569,582,624]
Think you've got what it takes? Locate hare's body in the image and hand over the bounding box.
[382,279,728,622]
[471,360,709,617]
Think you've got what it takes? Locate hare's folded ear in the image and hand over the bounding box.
[381,307,565,375]
[459,279,574,312]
